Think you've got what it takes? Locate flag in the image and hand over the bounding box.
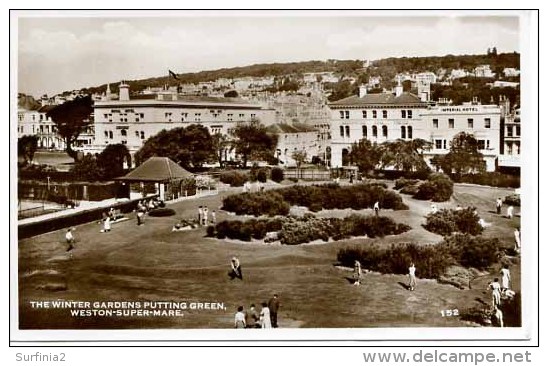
[169,70,179,80]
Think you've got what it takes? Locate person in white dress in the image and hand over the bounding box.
[493,306,504,327]
[373,201,380,216]
[353,260,362,286]
[234,306,246,329]
[507,205,514,219]
[500,264,511,295]
[408,263,417,291]
[514,227,521,253]
[102,216,111,232]
[260,302,272,328]
[488,278,501,308]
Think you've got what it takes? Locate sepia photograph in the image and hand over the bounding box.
[10,9,538,343]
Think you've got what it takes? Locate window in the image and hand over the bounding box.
[433,119,439,128]
[407,126,413,139]
[339,111,345,119]
[382,125,388,137]
[478,140,485,150]
[340,126,344,137]
[484,118,491,128]
[372,126,378,137]
[507,125,513,137]
[345,111,350,119]
[516,142,520,155]
[109,131,113,139]
[140,131,145,140]
[362,110,367,119]
[487,140,490,149]
[104,131,109,138]
[407,110,412,119]
[435,139,442,149]
[468,118,474,128]
[382,110,387,119]
[401,126,406,139]
[140,113,144,119]
[448,119,455,128]
[506,142,512,155]
[372,110,377,119]
[362,125,367,137]
[516,125,521,136]
[443,140,447,149]
[135,131,139,137]
[120,129,127,137]
[345,125,350,137]
[401,110,406,118]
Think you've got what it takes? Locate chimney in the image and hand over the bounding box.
[395,85,403,97]
[119,82,130,101]
[359,85,368,98]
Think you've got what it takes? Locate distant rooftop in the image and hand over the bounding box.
[266,123,317,134]
[329,92,428,107]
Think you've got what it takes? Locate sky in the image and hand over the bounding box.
[16,11,520,97]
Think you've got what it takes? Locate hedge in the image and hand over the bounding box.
[222,183,408,216]
[271,167,284,183]
[424,208,483,236]
[414,173,454,202]
[452,172,520,188]
[211,214,410,244]
[504,194,520,207]
[219,171,248,187]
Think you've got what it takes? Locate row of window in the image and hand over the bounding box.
[103,129,146,140]
[339,125,414,139]
[339,109,414,120]
[434,139,491,150]
[432,118,491,129]
[506,125,521,137]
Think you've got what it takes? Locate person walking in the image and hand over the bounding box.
[493,306,504,327]
[137,209,144,226]
[373,201,380,216]
[507,205,514,219]
[234,306,246,329]
[353,260,362,286]
[259,302,272,329]
[268,294,281,328]
[496,198,503,215]
[229,257,243,280]
[408,263,417,291]
[102,216,111,233]
[488,278,502,309]
[245,304,260,328]
[500,264,511,295]
[65,228,75,253]
[514,227,521,253]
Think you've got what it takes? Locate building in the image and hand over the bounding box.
[493,80,520,89]
[89,83,277,158]
[420,103,501,171]
[328,88,502,171]
[266,123,321,166]
[414,72,437,85]
[503,68,520,77]
[498,107,520,169]
[474,65,495,78]
[328,87,429,168]
[17,106,66,150]
[450,69,469,80]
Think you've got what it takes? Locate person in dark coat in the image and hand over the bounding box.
[268,294,281,328]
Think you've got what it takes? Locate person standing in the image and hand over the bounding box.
[137,209,144,226]
[408,263,417,291]
[203,206,209,226]
[211,210,217,226]
[488,278,502,309]
[373,201,380,216]
[500,264,511,295]
[268,294,281,328]
[102,216,111,233]
[230,257,243,280]
[245,304,260,328]
[496,198,503,215]
[493,306,504,327]
[260,302,272,329]
[514,227,521,253]
[507,205,514,219]
[198,206,203,226]
[353,260,362,286]
[234,306,246,329]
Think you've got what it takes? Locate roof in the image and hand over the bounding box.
[266,123,318,134]
[116,157,194,182]
[329,92,427,107]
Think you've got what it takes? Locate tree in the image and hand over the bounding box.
[71,154,102,182]
[224,90,238,98]
[291,150,307,178]
[97,143,131,180]
[211,133,231,168]
[231,120,278,168]
[18,135,39,165]
[440,132,486,177]
[46,95,93,161]
[349,139,382,176]
[380,139,432,174]
[135,124,214,169]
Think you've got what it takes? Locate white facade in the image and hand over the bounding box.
[328,92,502,171]
[89,87,277,157]
[17,107,66,150]
[474,65,495,78]
[450,69,469,79]
[503,68,520,77]
[499,108,520,168]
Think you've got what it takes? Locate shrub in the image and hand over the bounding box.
[148,208,176,217]
[256,168,268,183]
[441,234,502,270]
[222,191,290,217]
[453,172,520,188]
[424,208,483,236]
[501,292,521,327]
[271,167,284,183]
[394,178,419,190]
[414,173,453,202]
[206,225,216,237]
[460,306,493,326]
[400,184,420,195]
[220,171,248,187]
[504,194,521,207]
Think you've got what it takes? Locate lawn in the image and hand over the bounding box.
[18,182,521,329]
